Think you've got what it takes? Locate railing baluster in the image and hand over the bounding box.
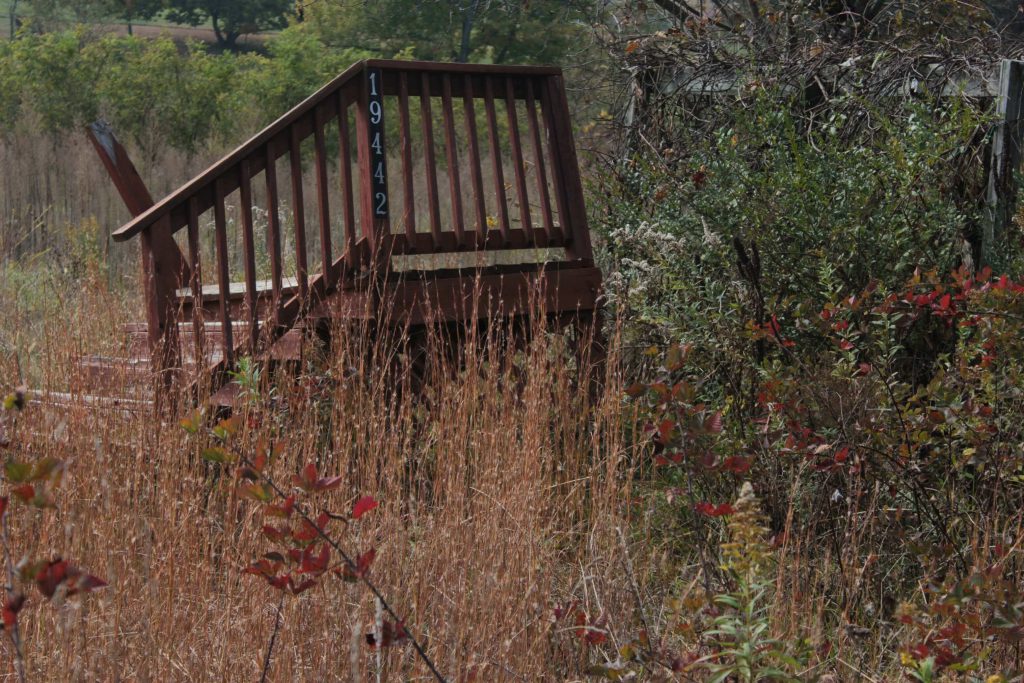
[288,126,309,301]
[398,72,416,244]
[186,196,205,369]
[462,74,487,243]
[265,142,283,325]
[238,158,259,355]
[314,105,333,288]
[213,178,234,367]
[524,78,554,245]
[420,72,443,249]
[504,78,533,245]
[483,76,510,244]
[441,73,465,246]
[337,91,357,268]
[539,77,569,245]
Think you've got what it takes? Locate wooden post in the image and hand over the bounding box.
[356,66,391,271]
[545,74,593,265]
[87,120,186,373]
[984,59,1024,266]
[87,120,190,281]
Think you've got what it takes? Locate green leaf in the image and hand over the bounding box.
[4,460,32,484]
[179,411,203,434]
[201,447,233,464]
[212,416,241,441]
[30,457,62,482]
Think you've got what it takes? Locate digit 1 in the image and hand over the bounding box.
[369,71,378,97]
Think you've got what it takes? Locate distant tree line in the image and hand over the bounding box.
[7,0,598,59]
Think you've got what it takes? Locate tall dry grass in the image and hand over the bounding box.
[0,280,649,681]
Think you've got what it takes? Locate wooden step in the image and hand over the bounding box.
[28,390,154,413]
[74,355,152,387]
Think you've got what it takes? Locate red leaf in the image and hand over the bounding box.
[314,476,343,492]
[245,558,283,578]
[694,502,734,517]
[251,452,268,473]
[338,548,376,582]
[32,559,104,599]
[294,463,319,491]
[11,484,33,503]
[35,560,69,599]
[0,496,7,520]
[264,495,296,518]
[837,339,855,351]
[262,525,288,543]
[573,612,608,645]
[705,411,723,434]
[656,419,676,444]
[356,548,376,575]
[933,646,960,667]
[691,167,707,189]
[298,544,330,576]
[720,456,751,474]
[2,593,24,628]
[292,513,329,543]
[352,496,379,520]
[289,578,317,595]
[67,574,107,596]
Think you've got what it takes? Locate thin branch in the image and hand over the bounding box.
[222,439,448,683]
[259,592,285,683]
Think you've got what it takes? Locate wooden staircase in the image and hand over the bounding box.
[81,59,602,407]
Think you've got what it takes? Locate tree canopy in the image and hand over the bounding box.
[162,0,294,49]
[303,0,593,64]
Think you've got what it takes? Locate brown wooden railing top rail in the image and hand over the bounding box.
[111,59,570,248]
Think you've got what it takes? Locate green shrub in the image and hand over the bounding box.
[595,93,1000,351]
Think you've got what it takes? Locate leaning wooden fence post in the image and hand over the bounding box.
[86,121,190,281]
[984,59,1024,267]
[87,121,183,381]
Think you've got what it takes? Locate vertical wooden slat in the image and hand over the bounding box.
[483,76,510,244]
[539,77,569,246]
[462,75,488,241]
[546,74,593,261]
[336,91,357,268]
[238,158,259,354]
[186,196,205,368]
[264,142,283,323]
[504,77,532,244]
[441,74,465,246]
[420,72,443,248]
[212,178,234,366]
[313,104,333,286]
[288,125,309,301]
[398,72,416,243]
[524,78,553,246]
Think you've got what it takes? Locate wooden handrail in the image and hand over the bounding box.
[112,60,367,243]
[107,58,593,385]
